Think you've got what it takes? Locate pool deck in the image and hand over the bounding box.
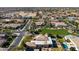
[64,35,79,51]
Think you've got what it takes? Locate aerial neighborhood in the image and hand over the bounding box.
[0,7,79,51]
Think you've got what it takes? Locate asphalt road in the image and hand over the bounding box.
[8,31,25,50]
[8,19,31,50]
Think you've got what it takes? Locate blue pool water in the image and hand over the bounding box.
[62,43,68,49]
[52,40,57,48]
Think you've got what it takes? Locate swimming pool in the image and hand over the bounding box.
[52,40,57,48]
[62,43,68,49]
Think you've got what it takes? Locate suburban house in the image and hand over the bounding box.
[25,34,53,51]
[0,33,6,46]
[64,35,79,51]
[50,21,67,27]
[35,19,45,28]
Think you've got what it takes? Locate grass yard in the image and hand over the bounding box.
[22,35,33,43]
[39,28,70,35]
[57,38,65,43]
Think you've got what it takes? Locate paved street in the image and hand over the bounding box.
[8,19,31,50]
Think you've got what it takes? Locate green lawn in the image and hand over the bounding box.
[22,35,33,43]
[39,28,70,35]
[57,38,65,43]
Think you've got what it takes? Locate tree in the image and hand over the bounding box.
[56,35,63,38]
[48,34,52,37]
[70,47,76,51]
[2,42,9,48]
[34,31,39,34]
[66,39,71,42]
